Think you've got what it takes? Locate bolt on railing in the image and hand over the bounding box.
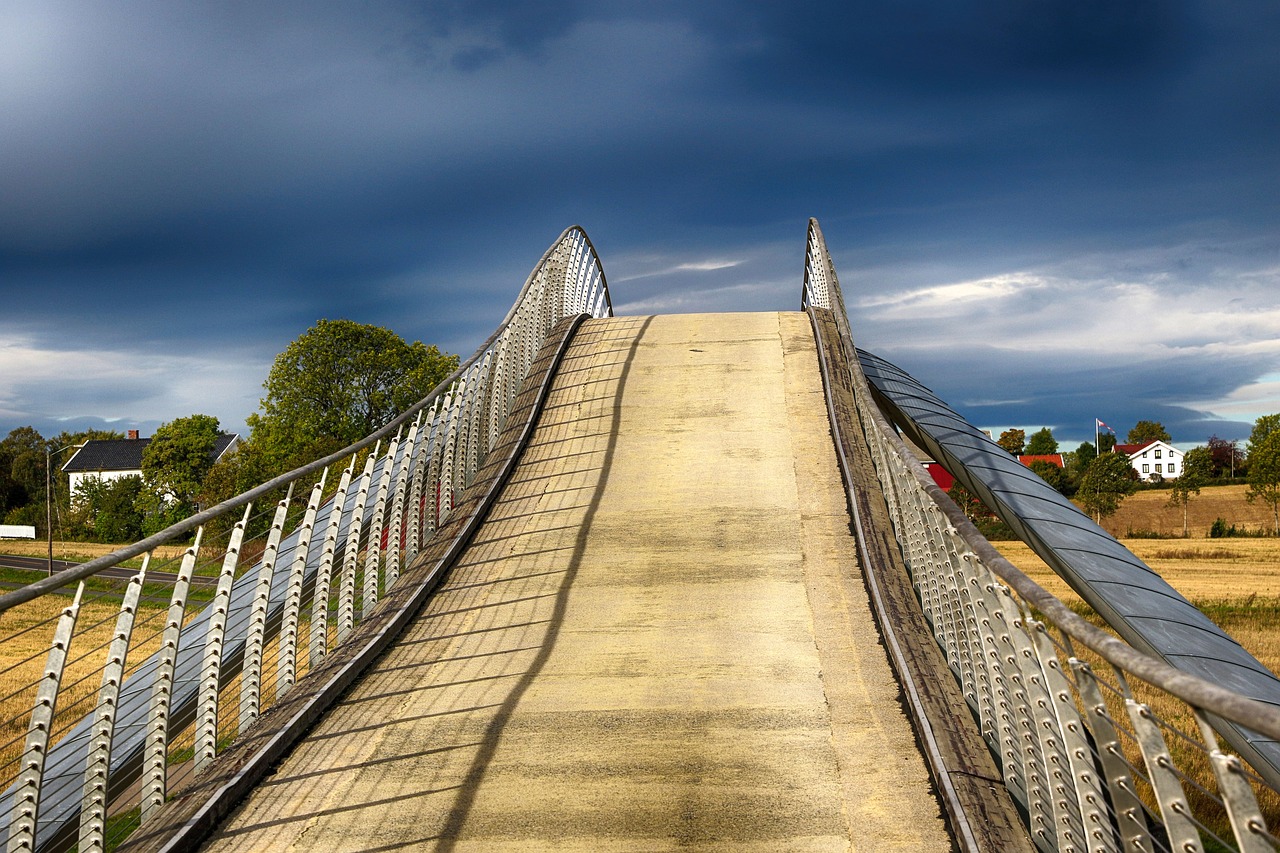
[803,217,1280,852]
[0,226,611,853]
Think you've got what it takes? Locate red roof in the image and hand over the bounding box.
[1018,454,1064,468]
[1115,442,1156,456]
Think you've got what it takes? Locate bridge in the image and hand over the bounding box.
[1,222,1278,852]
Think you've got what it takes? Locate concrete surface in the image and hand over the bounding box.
[201,313,950,852]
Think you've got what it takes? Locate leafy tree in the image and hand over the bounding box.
[997,428,1026,456]
[70,475,145,543]
[1126,420,1171,445]
[0,428,39,515]
[1025,427,1058,456]
[1248,414,1280,457]
[141,414,223,518]
[1206,435,1244,478]
[1246,429,1280,535]
[1098,432,1116,453]
[247,319,458,469]
[1167,447,1213,537]
[947,481,988,522]
[1078,452,1137,523]
[1073,441,1098,469]
[1028,459,1067,494]
[1,427,47,512]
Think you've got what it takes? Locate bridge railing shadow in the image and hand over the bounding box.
[0,227,612,853]
[805,217,1280,853]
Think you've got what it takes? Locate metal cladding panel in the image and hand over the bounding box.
[856,345,1280,783]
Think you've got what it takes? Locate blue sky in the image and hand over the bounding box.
[1,1,1277,449]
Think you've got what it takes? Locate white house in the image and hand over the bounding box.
[1115,440,1184,482]
[63,430,239,499]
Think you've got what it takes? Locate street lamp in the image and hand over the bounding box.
[46,442,84,576]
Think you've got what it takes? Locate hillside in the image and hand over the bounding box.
[1091,482,1276,538]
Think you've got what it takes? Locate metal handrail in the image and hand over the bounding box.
[803,216,1278,852]
[0,226,612,852]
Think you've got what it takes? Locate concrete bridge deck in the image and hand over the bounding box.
[201,313,950,851]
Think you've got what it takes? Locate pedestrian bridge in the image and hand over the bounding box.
[1,223,1278,852]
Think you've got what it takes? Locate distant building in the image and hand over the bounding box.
[1114,440,1184,482]
[899,435,955,490]
[63,430,239,498]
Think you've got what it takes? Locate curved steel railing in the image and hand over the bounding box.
[803,217,1280,853]
[0,226,611,852]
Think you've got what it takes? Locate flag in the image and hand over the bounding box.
[1095,419,1115,434]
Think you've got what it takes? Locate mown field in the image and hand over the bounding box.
[0,538,191,565]
[1097,482,1277,538]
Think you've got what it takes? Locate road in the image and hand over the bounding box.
[0,552,219,587]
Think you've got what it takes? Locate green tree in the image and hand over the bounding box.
[247,319,458,469]
[1206,434,1244,478]
[1246,429,1280,535]
[1074,441,1098,469]
[1028,459,1067,494]
[70,475,145,543]
[997,428,1026,456]
[1248,414,1280,457]
[141,414,223,520]
[1078,452,1137,523]
[1024,427,1058,456]
[1166,447,1212,537]
[0,427,44,516]
[1126,420,1171,445]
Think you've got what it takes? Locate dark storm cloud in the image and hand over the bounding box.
[0,1,1277,444]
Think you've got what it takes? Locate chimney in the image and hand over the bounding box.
[127,430,139,440]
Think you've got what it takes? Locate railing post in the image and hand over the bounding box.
[8,583,84,853]
[196,505,252,774]
[80,563,147,853]
[142,532,201,824]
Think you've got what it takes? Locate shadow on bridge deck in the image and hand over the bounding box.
[199,313,953,852]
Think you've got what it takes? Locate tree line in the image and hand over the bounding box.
[950,415,1280,538]
[1,320,457,545]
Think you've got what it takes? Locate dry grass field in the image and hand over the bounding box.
[0,538,191,565]
[1097,482,1277,538]
[994,531,1280,840]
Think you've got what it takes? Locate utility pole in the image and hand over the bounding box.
[46,443,84,576]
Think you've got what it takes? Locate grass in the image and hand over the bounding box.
[0,539,191,566]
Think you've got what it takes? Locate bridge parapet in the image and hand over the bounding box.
[0,227,611,852]
[804,218,1280,852]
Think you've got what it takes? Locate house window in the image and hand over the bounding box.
[1142,464,1149,473]
[1168,463,1176,474]
[1155,463,1162,473]
[1155,449,1162,458]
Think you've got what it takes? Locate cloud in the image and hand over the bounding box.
[0,333,265,436]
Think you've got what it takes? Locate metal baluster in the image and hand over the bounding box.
[363,434,399,615]
[278,472,327,699]
[1027,619,1116,853]
[310,465,353,667]
[79,562,148,853]
[1118,669,1201,852]
[240,488,292,732]
[338,445,378,641]
[406,404,435,564]
[196,505,251,774]
[7,582,84,853]
[1193,710,1272,853]
[385,419,419,591]
[1068,658,1152,852]
[142,532,200,824]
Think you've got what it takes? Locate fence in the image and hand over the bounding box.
[0,226,612,853]
[804,216,1280,852]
